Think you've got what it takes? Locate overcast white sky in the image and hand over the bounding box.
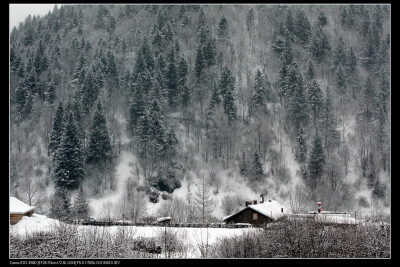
[10,4,55,31]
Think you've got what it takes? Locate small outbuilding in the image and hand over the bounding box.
[155,216,171,225]
[10,197,36,225]
[223,198,290,225]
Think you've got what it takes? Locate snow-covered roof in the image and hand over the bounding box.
[223,200,290,222]
[156,217,171,222]
[10,197,35,215]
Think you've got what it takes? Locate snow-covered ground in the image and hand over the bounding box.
[10,214,61,237]
[10,214,260,258]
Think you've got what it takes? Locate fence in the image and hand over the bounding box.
[63,220,254,228]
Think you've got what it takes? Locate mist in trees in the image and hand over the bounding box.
[10,4,390,221]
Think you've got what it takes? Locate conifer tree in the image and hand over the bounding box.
[73,186,90,219]
[310,27,331,64]
[49,102,64,161]
[305,60,315,81]
[219,66,237,125]
[320,88,340,152]
[249,69,268,116]
[307,79,323,125]
[346,46,357,76]
[332,36,346,70]
[252,150,264,182]
[361,10,370,39]
[295,126,307,164]
[50,187,71,220]
[278,42,294,99]
[217,15,229,42]
[360,76,375,124]
[294,9,312,45]
[148,100,167,159]
[166,125,179,158]
[72,53,86,86]
[45,70,56,105]
[141,37,154,72]
[177,57,191,107]
[166,48,178,106]
[81,63,102,114]
[287,63,309,128]
[55,112,84,190]
[194,45,205,81]
[239,151,248,177]
[106,15,116,34]
[203,36,217,67]
[307,130,325,194]
[285,8,295,36]
[86,102,112,165]
[317,10,328,27]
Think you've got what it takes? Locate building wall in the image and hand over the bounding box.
[10,214,23,225]
[10,211,34,225]
[225,208,274,225]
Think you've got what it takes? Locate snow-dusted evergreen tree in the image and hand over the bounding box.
[72,53,86,86]
[320,88,340,152]
[287,63,309,129]
[294,9,312,45]
[55,112,84,190]
[307,130,325,196]
[81,63,103,114]
[249,69,268,116]
[332,36,346,71]
[305,60,315,81]
[86,102,112,165]
[317,10,328,27]
[239,151,248,177]
[295,126,307,164]
[49,102,64,160]
[310,27,331,64]
[307,79,323,125]
[73,186,90,219]
[165,124,179,158]
[252,150,264,182]
[45,70,56,105]
[194,44,205,80]
[166,47,178,106]
[50,187,71,220]
[217,15,229,42]
[219,66,237,125]
[360,76,375,124]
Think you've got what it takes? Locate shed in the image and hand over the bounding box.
[10,197,36,225]
[155,216,171,225]
[223,199,290,225]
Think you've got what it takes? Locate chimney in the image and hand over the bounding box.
[245,200,252,207]
[253,200,257,205]
[317,202,322,213]
[281,208,284,213]
[260,194,264,203]
[269,199,271,202]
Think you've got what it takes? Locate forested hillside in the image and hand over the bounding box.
[9,4,390,222]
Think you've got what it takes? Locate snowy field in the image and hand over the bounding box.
[10,214,260,258]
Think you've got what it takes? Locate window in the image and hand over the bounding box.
[253,213,258,220]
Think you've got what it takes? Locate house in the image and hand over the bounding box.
[10,197,36,225]
[222,197,290,225]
